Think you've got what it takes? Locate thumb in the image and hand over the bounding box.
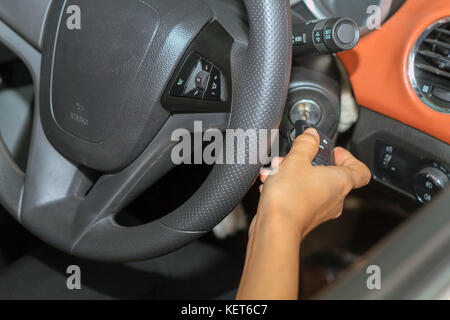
[290,128,320,164]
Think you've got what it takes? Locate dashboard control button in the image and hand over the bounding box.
[170,53,200,97]
[382,153,392,169]
[182,58,205,100]
[336,23,355,44]
[292,33,307,46]
[195,71,210,90]
[313,30,323,45]
[200,58,212,73]
[380,147,406,178]
[385,156,406,177]
[204,67,221,101]
[184,88,204,99]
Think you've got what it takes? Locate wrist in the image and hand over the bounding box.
[255,206,303,243]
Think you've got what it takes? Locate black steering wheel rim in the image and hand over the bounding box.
[0,0,292,262]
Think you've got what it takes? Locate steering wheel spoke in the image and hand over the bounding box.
[20,105,96,249]
[21,108,228,256]
[70,113,229,243]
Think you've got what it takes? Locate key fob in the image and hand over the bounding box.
[291,121,335,166]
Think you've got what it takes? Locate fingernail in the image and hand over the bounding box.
[304,127,318,137]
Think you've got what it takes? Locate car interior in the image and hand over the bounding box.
[0,0,449,300]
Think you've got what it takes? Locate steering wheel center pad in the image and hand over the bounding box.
[41,0,212,172]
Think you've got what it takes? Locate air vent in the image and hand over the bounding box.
[408,18,450,113]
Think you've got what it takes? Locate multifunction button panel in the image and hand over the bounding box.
[170,52,223,102]
[161,21,233,113]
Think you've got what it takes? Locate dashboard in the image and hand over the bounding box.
[292,0,449,142]
[291,0,450,204]
[337,0,450,144]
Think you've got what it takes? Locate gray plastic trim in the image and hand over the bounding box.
[0,0,51,50]
[21,112,227,261]
[318,187,450,299]
[0,18,41,217]
[0,86,34,168]
[318,108,450,299]
[351,108,450,199]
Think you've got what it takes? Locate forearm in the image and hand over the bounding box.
[236,130,371,300]
[236,210,302,300]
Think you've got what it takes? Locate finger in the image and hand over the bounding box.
[290,128,320,164]
[259,184,264,193]
[271,157,285,169]
[334,147,371,189]
[260,168,272,183]
[334,147,356,166]
[334,147,365,168]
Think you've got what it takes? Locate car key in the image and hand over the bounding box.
[290,120,335,166]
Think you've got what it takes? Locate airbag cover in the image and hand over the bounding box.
[39,0,214,172]
[51,0,158,143]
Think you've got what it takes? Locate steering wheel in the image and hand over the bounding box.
[0,0,292,262]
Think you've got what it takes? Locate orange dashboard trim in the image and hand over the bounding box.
[338,0,450,144]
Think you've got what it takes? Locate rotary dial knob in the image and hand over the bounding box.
[413,167,449,203]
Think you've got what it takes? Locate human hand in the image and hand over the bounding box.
[256,128,371,239]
